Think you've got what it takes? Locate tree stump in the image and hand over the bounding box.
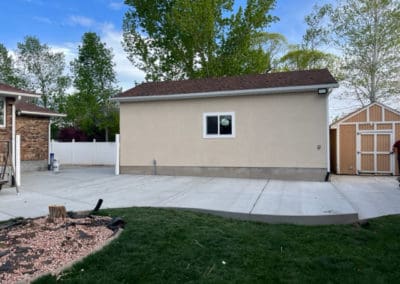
[48,205,67,222]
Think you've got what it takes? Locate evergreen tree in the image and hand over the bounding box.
[69,32,119,141]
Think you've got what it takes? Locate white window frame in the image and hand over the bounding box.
[0,97,5,128]
[203,112,235,139]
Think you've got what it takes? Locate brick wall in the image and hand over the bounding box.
[16,116,50,161]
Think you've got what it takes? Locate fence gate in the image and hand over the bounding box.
[356,130,394,174]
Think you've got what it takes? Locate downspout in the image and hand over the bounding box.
[48,120,51,168]
[325,89,332,181]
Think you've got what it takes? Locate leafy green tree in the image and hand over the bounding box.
[251,32,287,70]
[316,0,400,105]
[68,32,119,141]
[0,43,26,88]
[302,4,332,51]
[122,0,279,81]
[332,0,400,104]
[16,36,70,109]
[279,46,337,71]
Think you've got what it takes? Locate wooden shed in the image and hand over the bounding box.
[330,102,400,175]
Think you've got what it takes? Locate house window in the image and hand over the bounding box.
[0,98,5,127]
[203,112,235,138]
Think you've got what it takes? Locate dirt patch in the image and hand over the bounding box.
[0,216,115,283]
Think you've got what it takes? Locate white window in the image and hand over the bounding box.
[0,98,5,127]
[203,112,235,138]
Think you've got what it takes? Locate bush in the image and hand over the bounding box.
[57,127,88,141]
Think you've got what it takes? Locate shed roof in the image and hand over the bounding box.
[114,69,338,101]
[330,102,400,129]
[16,101,66,118]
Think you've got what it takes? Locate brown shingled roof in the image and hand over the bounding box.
[16,101,64,117]
[116,69,337,98]
[0,83,36,96]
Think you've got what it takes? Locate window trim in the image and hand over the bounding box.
[203,112,235,139]
[0,97,5,128]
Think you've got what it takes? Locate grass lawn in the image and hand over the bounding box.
[35,207,400,283]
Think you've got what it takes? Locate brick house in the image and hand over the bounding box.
[0,83,65,175]
[16,101,66,171]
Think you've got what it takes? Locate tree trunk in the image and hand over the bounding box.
[105,127,109,142]
[48,205,66,221]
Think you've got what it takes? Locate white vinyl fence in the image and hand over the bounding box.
[50,139,117,166]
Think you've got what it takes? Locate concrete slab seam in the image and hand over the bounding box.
[157,179,213,205]
[330,182,360,217]
[249,179,270,214]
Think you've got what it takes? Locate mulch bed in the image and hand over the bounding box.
[0,215,116,283]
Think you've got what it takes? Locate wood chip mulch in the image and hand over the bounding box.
[0,216,115,284]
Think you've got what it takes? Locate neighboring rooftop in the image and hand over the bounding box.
[0,83,38,97]
[16,101,66,117]
[116,69,338,99]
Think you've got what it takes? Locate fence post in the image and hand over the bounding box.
[115,134,120,175]
[93,138,96,165]
[16,135,21,187]
[71,138,75,164]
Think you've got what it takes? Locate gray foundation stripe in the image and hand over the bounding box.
[250,179,269,214]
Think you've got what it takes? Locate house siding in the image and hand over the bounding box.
[120,92,328,180]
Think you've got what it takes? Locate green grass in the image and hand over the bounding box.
[34,208,400,283]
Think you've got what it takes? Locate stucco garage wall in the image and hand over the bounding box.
[120,92,328,180]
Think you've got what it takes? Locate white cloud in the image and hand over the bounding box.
[100,23,145,90]
[23,0,44,5]
[7,50,18,61]
[46,21,144,92]
[49,43,78,67]
[68,15,95,28]
[109,1,124,11]
[33,16,52,25]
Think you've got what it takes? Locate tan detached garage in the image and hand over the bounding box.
[330,102,400,175]
[113,69,338,181]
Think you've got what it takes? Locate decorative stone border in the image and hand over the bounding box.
[17,229,123,284]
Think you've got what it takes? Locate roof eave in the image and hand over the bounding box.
[18,110,67,117]
[111,83,339,103]
[0,90,40,99]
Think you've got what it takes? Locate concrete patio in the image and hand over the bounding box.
[0,167,399,225]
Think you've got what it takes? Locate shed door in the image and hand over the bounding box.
[357,131,393,174]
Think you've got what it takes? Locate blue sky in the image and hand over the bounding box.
[0,0,354,117]
[0,0,332,88]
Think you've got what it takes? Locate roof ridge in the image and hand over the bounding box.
[139,68,330,85]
